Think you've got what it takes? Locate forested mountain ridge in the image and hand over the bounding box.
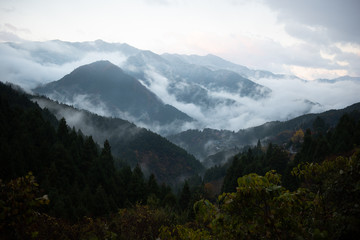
[192,111,360,239]
[32,96,204,185]
[169,102,360,164]
[3,40,359,135]
[0,81,201,219]
[1,39,360,239]
[33,60,193,135]
[2,80,360,239]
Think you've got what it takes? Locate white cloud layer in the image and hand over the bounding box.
[0,40,359,133]
[0,0,359,80]
[139,67,360,131]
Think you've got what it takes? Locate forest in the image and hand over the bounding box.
[1,82,360,239]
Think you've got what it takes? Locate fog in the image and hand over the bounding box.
[33,97,142,146]
[0,41,127,92]
[139,66,360,131]
[1,40,360,134]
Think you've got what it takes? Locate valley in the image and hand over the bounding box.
[1,40,360,239]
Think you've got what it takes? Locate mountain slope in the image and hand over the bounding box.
[125,51,271,107]
[33,60,193,135]
[33,96,204,185]
[168,102,360,165]
[3,40,360,133]
[162,53,299,80]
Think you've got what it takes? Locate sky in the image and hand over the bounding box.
[0,0,359,80]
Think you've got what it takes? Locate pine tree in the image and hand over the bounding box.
[179,181,191,211]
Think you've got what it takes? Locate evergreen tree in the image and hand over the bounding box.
[128,164,146,203]
[179,181,191,211]
[147,173,160,197]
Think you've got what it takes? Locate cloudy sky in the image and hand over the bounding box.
[0,0,359,80]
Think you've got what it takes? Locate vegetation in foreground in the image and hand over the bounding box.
[1,83,360,239]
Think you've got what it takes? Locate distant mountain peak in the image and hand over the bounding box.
[76,60,118,70]
[33,60,193,135]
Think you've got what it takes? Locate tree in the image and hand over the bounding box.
[160,171,326,239]
[93,185,111,216]
[313,116,327,135]
[128,164,146,203]
[57,118,69,144]
[0,172,49,239]
[179,181,191,211]
[147,174,160,197]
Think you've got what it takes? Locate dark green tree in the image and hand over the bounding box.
[179,181,191,211]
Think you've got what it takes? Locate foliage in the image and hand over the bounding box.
[222,142,292,193]
[0,172,49,239]
[161,150,360,239]
[2,82,360,239]
[161,170,326,239]
[292,151,360,238]
[114,204,172,240]
[0,82,174,221]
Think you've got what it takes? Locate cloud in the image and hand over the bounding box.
[138,66,360,132]
[2,40,360,135]
[266,0,360,44]
[258,0,360,79]
[0,41,128,92]
[0,31,23,42]
[33,97,142,146]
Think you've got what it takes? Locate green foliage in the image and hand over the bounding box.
[115,205,172,240]
[222,142,291,193]
[179,181,191,211]
[161,171,323,239]
[0,172,49,239]
[296,113,360,164]
[0,82,175,221]
[2,82,360,239]
[292,151,360,238]
[162,151,360,239]
[117,129,204,186]
[203,164,227,183]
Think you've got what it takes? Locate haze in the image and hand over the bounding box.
[1,0,359,80]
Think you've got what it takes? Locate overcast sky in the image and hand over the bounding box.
[0,0,359,80]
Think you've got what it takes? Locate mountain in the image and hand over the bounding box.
[162,53,300,81]
[32,96,203,185]
[2,40,360,134]
[316,75,360,83]
[1,81,202,223]
[168,102,360,166]
[125,51,271,110]
[0,81,203,186]
[33,60,193,135]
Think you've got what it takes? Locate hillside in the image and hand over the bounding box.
[3,40,359,135]
[168,102,360,164]
[32,96,203,185]
[2,81,360,240]
[33,60,193,135]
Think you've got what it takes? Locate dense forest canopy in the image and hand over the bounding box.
[1,82,360,239]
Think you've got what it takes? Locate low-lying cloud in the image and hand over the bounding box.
[2,40,360,134]
[0,41,127,92]
[33,97,142,146]
[140,66,360,131]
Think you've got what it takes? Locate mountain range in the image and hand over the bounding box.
[33,60,193,135]
[168,102,360,166]
[1,39,360,168]
[3,39,352,134]
[31,95,203,185]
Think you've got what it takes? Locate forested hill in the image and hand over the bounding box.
[169,102,360,162]
[32,97,203,185]
[33,60,193,134]
[0,82,198,220]
[2,80,360,239]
